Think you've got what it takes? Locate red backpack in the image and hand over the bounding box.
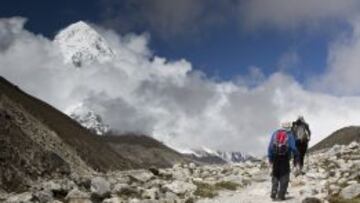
[273,130,289,156]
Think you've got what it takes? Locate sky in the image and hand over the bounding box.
[2,0,360,155]
[1,0,342,80]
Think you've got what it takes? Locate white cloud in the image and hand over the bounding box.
[1,17,360,156]
[240,0,360,30]
[311,17,360,95]
[235,66,266,87]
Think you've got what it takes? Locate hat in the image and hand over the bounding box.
[281,121,292,130]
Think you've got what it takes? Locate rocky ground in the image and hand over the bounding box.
[1,142,359,203]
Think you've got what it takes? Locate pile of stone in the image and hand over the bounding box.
[1,159,265,203]
[292,142,360,202]
[3,142,357,203]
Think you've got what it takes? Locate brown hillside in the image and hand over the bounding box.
[0,76,137,175]
[310,126,360,152]
[101,134,188,168]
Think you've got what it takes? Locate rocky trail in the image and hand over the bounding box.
[201,142,360,203]
[1,142,359,203]
[199,168,306,203]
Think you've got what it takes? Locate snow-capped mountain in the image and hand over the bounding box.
[183,147,256,164]
[216,151,255,163]
[54,21,115,67]
[54,21,114,134]
[67,104,109,135]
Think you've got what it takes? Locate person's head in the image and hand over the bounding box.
[297,115,305,122]
[280,121,292,131]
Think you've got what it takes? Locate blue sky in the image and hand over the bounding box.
[2,0,350,83]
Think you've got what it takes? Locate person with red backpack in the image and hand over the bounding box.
[268,122,299,201]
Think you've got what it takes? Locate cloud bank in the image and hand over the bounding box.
[1,17,360,155]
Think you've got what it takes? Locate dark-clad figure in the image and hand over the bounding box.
[268,122,299,201]
[292,115,311,173]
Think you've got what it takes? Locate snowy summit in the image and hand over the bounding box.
[66,103,109,135]
[54,21,115,67]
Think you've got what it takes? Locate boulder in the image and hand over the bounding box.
[348,142,359,150]
[65,188,91,203]
[189,163,196,170]
[42,179,76,197]
[340,183,360,199]
[302,197,322,203]
[128,171,154,183]
[142,187,159,200]
[91,177,111,197]
[33,190,53,203]
[148,167,160,176]
[163,180,197,195]
[50,201,64,203]
[5,192,33,203]
[172,168,191,181]
[102,197,125,203]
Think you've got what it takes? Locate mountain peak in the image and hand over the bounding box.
[54,21,115,67]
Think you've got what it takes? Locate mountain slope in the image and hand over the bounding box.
[0,76,189,192]
[0,110,70,192]
[0,76,136,176]
[310,126,360,152]
[101,134,188,168]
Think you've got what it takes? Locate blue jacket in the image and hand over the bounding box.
[267,129,299,162]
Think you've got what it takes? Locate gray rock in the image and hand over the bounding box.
[65,188,91,203]
[50,200,64,203]
[112,183,131,193]
[50,201,64,203]
[142,188,159,200]
[33,190,53,203]
[102,197,125,203]
[163,180,197,195]
[348,142,359,150]
[128,171,154,183]
[302,197,322,203]
[42,179,76,193]
[91,176,111,197]
[189,163,196,170]
[340,183,360,199]
[163,191,178,202]
[5,192,33,203]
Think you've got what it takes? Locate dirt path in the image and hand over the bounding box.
[198,169,304,203]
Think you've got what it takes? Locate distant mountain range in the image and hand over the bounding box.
[183,147,258,164]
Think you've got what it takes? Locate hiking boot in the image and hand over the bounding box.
[278,195,286,201]
[270,193,277,200]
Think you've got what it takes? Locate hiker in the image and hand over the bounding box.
[292,115,311,172]
[268,122,299,201]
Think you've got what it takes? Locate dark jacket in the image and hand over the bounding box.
[292,119,311,140]
[268,129,299,177]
